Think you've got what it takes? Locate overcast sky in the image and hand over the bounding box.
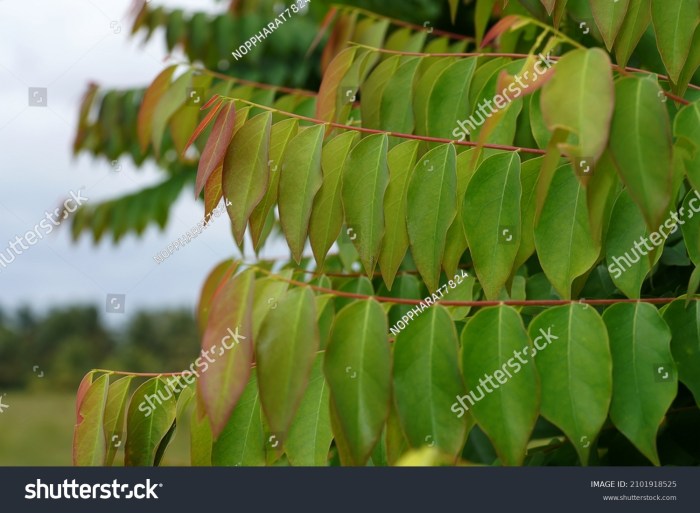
[0,0,286,324]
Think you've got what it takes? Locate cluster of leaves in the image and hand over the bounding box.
[72,0,700,467]
[73,263,700,466]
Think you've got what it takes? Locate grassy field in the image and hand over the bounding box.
[0,392,190,466]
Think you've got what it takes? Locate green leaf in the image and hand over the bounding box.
[407,144,457,292]
[603,303,676,465]
[256,287,319,436]
[249,118,299,249]
[378,140,419,289]
[591,0,630,50]
[125,378,178,466]
[605,191,661,298]
[535,165,600,299]
[615,0,652,67]
[190,392,213,466]
[195,101,236,198]
[279,125,325,262]
[513,156,543,270]
[103,376,133,466]
[414,57,478,139]
[151,69,193,155]
[342,133,389,277]
[309,131,359,267]
[316,47,358,123]
[138,65,177,151]
[681,190,700,266]
[540,48,614,161]
[223,111,272,244]
[324,300,391,465]
[199,269,255,438]
[460,306,539,466]
[443,149,478,278]
[251,271,292,339]
[211,371,266,466]
[394,306,470,457]
[528,304,612,465]
[663,300,700,407]
[463,152,521,300]
[651,0,700,82]
[609,77,673,230]
[197,260,237,335]
[674,100,700,191]
[73,373,109,466]
[285,357,333,466]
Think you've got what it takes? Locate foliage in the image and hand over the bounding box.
[71,0,700,466]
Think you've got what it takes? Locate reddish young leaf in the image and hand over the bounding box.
[204,165,224,219]
[75,371,96,424]
[316,47,358,124]
[184,99,224,155]
[307,7,339,57]
[200,94,220,111]
[137,65,177,151]
[194,101,236,198]
[198,269,255,438]
[481,15,521,48]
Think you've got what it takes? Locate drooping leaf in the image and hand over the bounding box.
[73,373,109,466]
[460,306,539,466]
[610,76,673,231]
[540,48,614,162]
[529,304,612,465]
[223,111,272,244]
[199,269,255,438]
[195,101,236,198]
[137,65,176,150]
[534,165,600,299]
[151,69,193,155]
[590,0,631,50]
[603,303,676,465]
[394,306,470,458]
[463,152,521,300]
[279,125,325,262]
[378,140,419,289]
[663,300,700,407]
[681,190,700,266]
[342,133,389,277]
[615,0,652,67]
[285,357,334,466]
[197,260,237,335]
[316,47,358,124]
[309,131,358,267]
[651,0,700,82]
[407,144,457,292]
[211,371,265,466]
[125,378,178,466]
[324,300,391,465]
[256,287,319,436]
[103,376,133,466]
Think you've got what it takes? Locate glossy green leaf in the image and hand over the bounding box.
[223,111,272,244]
[463,152,521,300]
[256,287,319,436]
[443,149,478,278]
[535,165,599,299]
[279,125,325,262]
[103,376,133,466]
[125,378,178,466]
[674,100,700,191]
[651,0,700,82]
[394,306,469,457]
[407,144,457,292]
[324,300,391,465]
[342,133,389,277]
[614,0,652,67]
[591,0,630,50]
[378,140,419,289]
[681,190,700,266]
[285,357,333,466]
[529,304,612,464]
[309,131,358,267]
[513,155,543,270]
[609,77,673,230]
[603,303,675,465]
[460,306,539,466]
[540,48,614,161]
[663,300,700,407]
[211,371,265,466]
